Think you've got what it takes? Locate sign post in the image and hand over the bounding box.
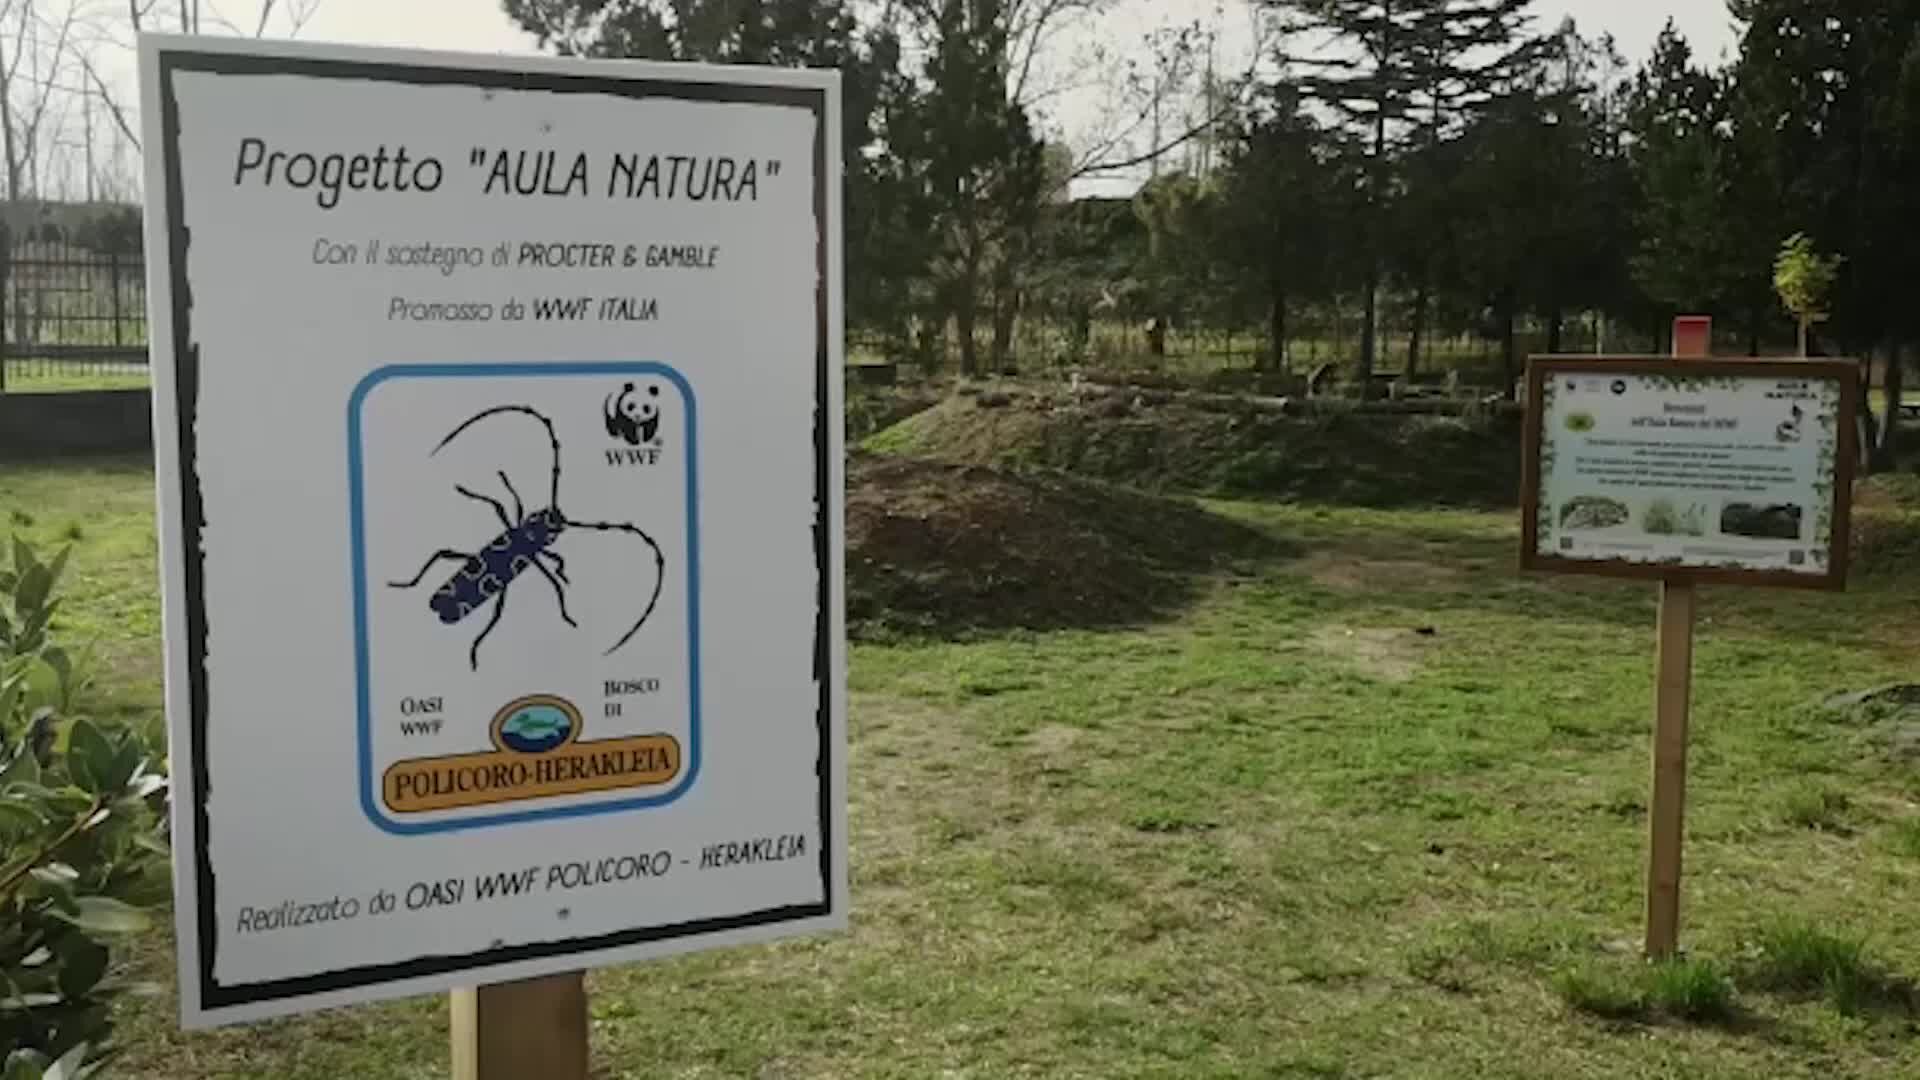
[138,34,848,1054]
[1645,316,1709,958]
[450,972,589,1080]
[1520,317,1857,958]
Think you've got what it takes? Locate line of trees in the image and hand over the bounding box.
[507,1,1917,468]
[506,0,1251,378]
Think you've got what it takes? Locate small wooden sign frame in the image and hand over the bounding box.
[1519,355,1859,592]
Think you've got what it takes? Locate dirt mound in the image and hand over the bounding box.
[1852,474,1920,575]
[846,454,1286,637]
[865,385,1521,506]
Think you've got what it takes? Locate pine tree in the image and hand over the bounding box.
[1211,85,1348,368]
[1264,0,1543,392]
[1625,24,1735,321]
[1727,0,1920,464]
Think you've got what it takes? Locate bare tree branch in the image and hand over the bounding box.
[283,0,322,38]
[78,50,137,150]
[1061,7,1273,184]
[22,4,79,161]
[1008,0,1100,108]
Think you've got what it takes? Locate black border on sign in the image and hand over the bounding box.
[156,49,836,1011]
[1519,355,1858,591]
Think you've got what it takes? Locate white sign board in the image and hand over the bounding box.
[139,35,845,1027]
[1523,358,1856,588]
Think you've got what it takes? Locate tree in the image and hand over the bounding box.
[1209,84,1345,368]
[1728,0,1920,466]
[1773,232,1844,358]
[0,1,79,200]
[504,0,908,343]
[882,0,1048,376]
[1264,0,1543,391]
[1625,24,1736,329]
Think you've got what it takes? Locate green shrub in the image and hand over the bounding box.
[1643,498,1707,537]
[2,536,170,1075]
[1744,919,1912,1017]
[1643,498,1679,535]
[1552,956,1736,1024]
[1643,957,1736,1021]
[1552,964,1643,1020]
[1780,782,1851,831]
[1892,819,1920,859]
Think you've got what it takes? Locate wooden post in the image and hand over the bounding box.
[450,972,589,1080]
[1645,579,1695,958]
[1645,315,1710,958]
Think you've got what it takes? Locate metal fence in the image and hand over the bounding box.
[0,226,147,392]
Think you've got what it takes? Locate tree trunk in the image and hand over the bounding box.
[1873,344,1905,471]
[0,38,18,200]
[955,231,981,377]
[990,297,1021,374]
[987,250,1017,374]
[1407,280,1427,377]
[1358,49,1387,399]
[1499,288,1518,398]
[1358,268,1378,396]
[955,295,978,377]
[1268,275,1287,372]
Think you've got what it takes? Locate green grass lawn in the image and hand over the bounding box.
[3,456,1918,1078]
[2,367,153,393]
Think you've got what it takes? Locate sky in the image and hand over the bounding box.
[66,0,1742,200]
[277,0,1742,191]
[279,1,1741,77]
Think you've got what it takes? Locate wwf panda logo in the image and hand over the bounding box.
[604,382,662,447]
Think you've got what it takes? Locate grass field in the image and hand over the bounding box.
[2,455,1918,1078]
[1,366,153,392]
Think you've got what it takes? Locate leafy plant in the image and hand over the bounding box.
[1743,918,1915,1017]
[1893,818,1920,859]
[1552,963,1644,1020]
[2,536,169,1075]
[1773,233,1844,356]
[1643,957,1736,1021]
[1553,956,1737,1024]
[1780,782,1851,831]
[1643,498,1707,537]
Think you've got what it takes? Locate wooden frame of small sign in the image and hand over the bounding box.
[1520,356,1859,592]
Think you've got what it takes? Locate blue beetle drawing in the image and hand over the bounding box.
[389,403,666,671]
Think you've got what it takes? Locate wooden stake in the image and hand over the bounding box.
[1644,314,1711,959]
[1645,579,1695,958]
[451,972,589,1080]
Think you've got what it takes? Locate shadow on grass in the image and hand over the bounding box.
[1246,505,1920,648]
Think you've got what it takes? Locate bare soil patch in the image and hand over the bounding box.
[1308,624,1431,683]
[847,453,1288,637]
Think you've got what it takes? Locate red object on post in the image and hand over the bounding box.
[1672,316,1711,359]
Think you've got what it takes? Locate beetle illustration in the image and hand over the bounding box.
[388,403,666,671]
